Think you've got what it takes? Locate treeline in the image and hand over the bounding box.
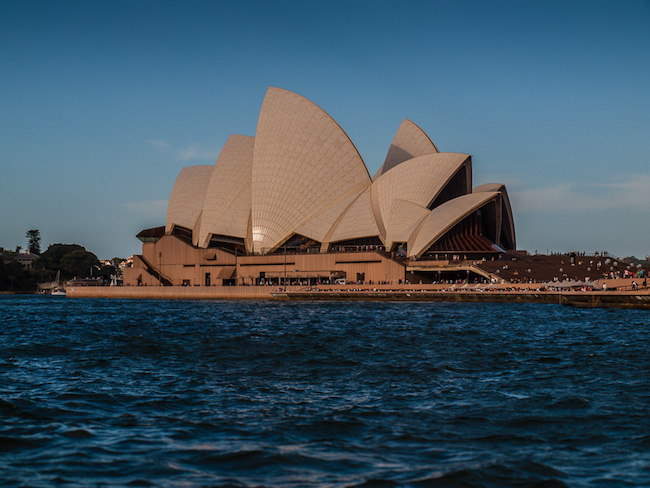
[0,255,39,293]
[0,243,118,293]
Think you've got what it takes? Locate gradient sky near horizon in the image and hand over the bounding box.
[1,0,649,259]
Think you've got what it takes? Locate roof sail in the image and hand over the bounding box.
[373,119,438,180]
[251,87,371,253]
[407,192,500,258]
[197,134,254,248]
[165,165,213,242]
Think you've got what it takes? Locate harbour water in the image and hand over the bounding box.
[1,295,649,487]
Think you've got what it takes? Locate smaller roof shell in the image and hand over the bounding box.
[295,181,368,245]
[407,191,499,258]
[197,135,255,247]
[372,153,471,242]
[165,165,213,236]
[324,187,381,246]
[385,199,431,248]
[373,119,438,180]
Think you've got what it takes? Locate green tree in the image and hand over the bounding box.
[97,264,117,281]
[0,256,38,292]
[60,249,100,277]
[35,244,85,274]
[26,229,41,255]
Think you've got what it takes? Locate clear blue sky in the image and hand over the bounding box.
[1,0,649,259]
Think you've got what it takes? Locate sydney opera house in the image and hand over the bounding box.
[124,87,516,287]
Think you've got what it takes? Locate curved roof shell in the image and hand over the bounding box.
[385,199,431,248]
[373,119,438,180]
[197,135,254,248]
[324,187,380,246]
[473,183,504,193]
[161,87,516,256]
[165,165,214,239]
[371,153,471,245]
[295,182,368,245]
[251,87,371,253]
[407,191,500,258]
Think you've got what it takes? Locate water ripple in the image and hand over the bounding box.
[0,296,649,487]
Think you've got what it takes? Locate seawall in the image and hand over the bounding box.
[67,285,275,300]
[67,285,650,310]
[273,290,650,310]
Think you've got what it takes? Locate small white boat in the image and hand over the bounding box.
[51,271,66,296]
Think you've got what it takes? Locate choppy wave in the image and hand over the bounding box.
[1,296,649,487]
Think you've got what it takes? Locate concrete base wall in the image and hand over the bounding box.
[68,285,277,300]
[67,284,650,310]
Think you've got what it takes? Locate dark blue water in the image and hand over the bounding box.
[1,296,649,487]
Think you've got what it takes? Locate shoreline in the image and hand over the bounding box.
[64,285,650,310]
[273,290,650,310]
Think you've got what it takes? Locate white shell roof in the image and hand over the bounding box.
[295,182,368,244]
[325,187,380,244]
[373,119,438,180]
[163,87,515,255]
[385,199,431,249]
[197,135,254,247]
[165,165,213,235]
[372,153,470,242]
[251,87,371,252]
[473,183,505,193]
[407,191,499,258]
